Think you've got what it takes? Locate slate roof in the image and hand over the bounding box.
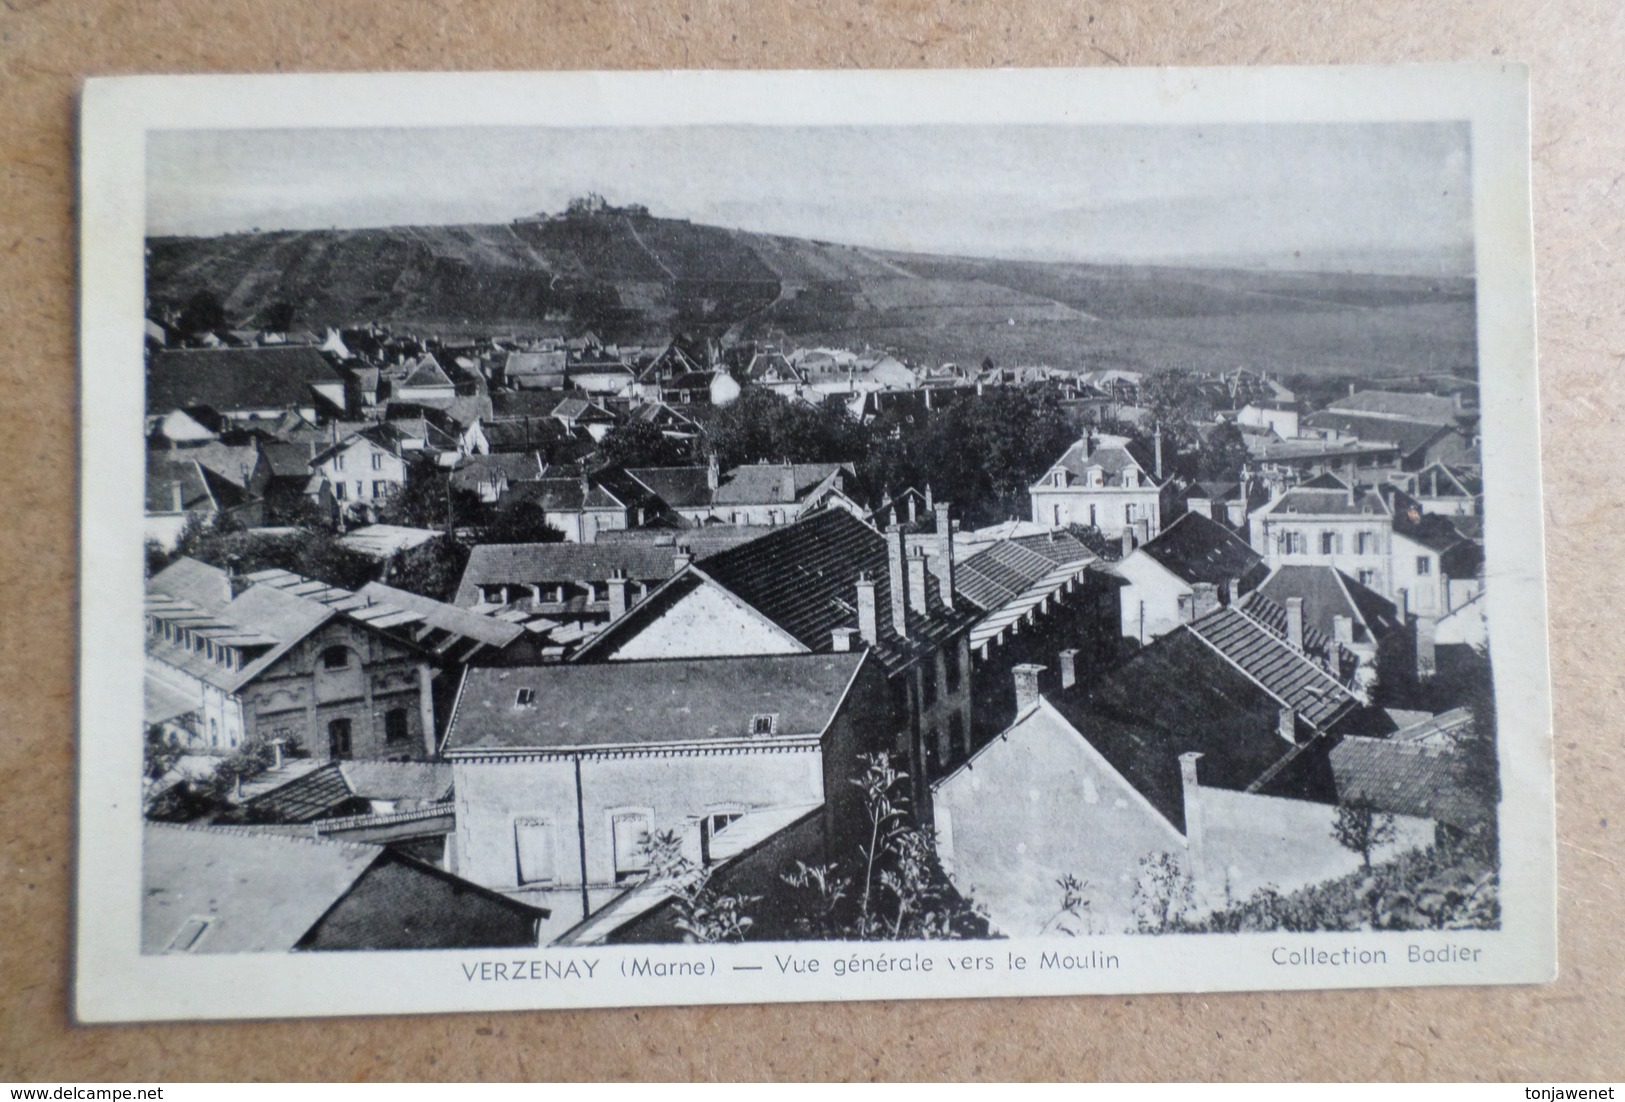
[1136,512,1268,589]
[1264,482,1391,518]
[1185,606,1359,730]
[143,823,382,953]
[454,543,684,605]
[260,441,319,479]
[148,557,234,612]
[145,456,214,513]
[503,350,568,379]
[552,397,617,422]
[147,347,346,416]
[448,451,545,491]
[502,477,625,512]
[400,354,454,389]
[1043,434,1156,484]
[1329,728,1490,830]
[1252,565,1402,645]
[443,653,868,753]
[1045,629,1313,833]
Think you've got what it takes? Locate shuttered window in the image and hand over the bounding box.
[514,818,555,885]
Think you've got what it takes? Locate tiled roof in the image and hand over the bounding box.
[696,508,975,673]
[1329,729,1491,829]
[147,347,345,416]
[1326,390,1466,424]
[1237,591,1340,664]
[1045,434,1154,483]
[712,463,847,506]
[260,441,318,479]
[448,452,545,490]
[145,456,214,513]
[1264,482,1391,518]
[239,762,357,822]
[443,652,867,753]
[142,823,382,953]
[357,582,526,650]
[502,477,624,512]
[626,466,713,509]
[1185,607,1359,730]
[400,354,453,389]
[956,536,1095,613]
[148,557,234,612]
[454,543,683,605]
[1136,512,1268,589]
[1301,411,1452,457]
[504,350,568,377]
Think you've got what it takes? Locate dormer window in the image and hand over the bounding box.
[1051,471,1065,487]
[750,713,777,736]
[515,687,536,707]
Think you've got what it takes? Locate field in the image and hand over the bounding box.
[147,210,1477,380]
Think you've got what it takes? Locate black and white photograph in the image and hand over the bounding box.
[76,66,1553,1020]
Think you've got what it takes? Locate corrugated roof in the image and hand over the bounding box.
[444,652,866,753]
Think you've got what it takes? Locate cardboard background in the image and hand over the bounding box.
[1,0,1620,1082]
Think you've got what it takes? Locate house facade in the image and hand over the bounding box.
[1028,433,1170,539]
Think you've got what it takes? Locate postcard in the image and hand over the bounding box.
[76,64,1552,1022]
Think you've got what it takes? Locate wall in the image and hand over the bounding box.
[295,854,542,950]
[1114,553,1191,646]
[932,703,1188,937]
[1028,485,1163,538]
[601,582,803,660]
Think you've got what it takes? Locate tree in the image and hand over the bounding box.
[177,290,228,339]
[476,500,567,545]
[643,829,759,944]
[777,753,988,940]
[1131,851,1196,932]
[598,420,690,468]
[263,301,297,333]
[160,520,379,591]
[384,536,471,603]
[375,458,481,533]
[1198,420,1251,482]
[1332,799,1397,870]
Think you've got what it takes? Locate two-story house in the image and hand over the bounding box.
[1028,433,1171,539]
[309,431,408,518]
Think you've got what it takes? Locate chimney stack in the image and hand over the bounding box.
[831,627,858,652]
[907,494,918,524]
[1012,664,1046,714]
[1285,597,1305,650]
[1395,587,1410,619]
[1345,460,1358,507]
[1227,577,1241,606]
[931,502,956,607]
[673,550,692,572]
[1333,615,1355,646]
[1191,582,1220,618]
[1135,518,1150,545]
[885,525,910,638]
[781,459,796,504]
[1179,752,1205,878]
[1154,426,1164,480]
[606,571,630,621]
[706,452,720,493]
[1277,706,1297,743]
[1121,526,1135,558]
[1058,648,1079,690]
[855,575,879,648]
[170,481,184,513]
[906,547,930,616]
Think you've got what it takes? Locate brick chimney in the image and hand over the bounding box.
[855,575,879,648]
[1057,648,1079,690]
[831,627,858,652]
[1012,664,1046,714]
[1277,706,1297,743]
[906,547,930,616]
[1285,597,1305,650]
[885,525,910,639]
[706,452,720,493]
[931,502,956,607]
[1179,752,1205,875]
[606,571,630,621]
[1191,582,1220,618]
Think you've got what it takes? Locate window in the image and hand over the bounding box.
[321,646,350,670]
[372,481,388,498]
[165,916,212,953]
[384,708,409,744]
[750,713,776,736]
[944,645,962,694]
[514,687,536,707]
[1356,531,1375,554]
[920,664,937,710]
[1416,556,1432,576]
[514,818,555,885]
[1088,504,1097,528]
[611,811,652,882]
[327,718,352,759]
[1283,531,1306,555]
[355,481,364,500]
[371,452,384,471]
[1359,569,1379,588]
[949,711,967,759]
[334,454,345,472]
[334,482,347,501]
[1052,504,1062,526]
[700,810,745,864]
[1320,531,1338,555]
[209,719,218,749]
[1124,503,1137,524]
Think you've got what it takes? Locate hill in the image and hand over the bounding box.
[146,208,1477,378]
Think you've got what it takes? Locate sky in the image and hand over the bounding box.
[147,121,1474,275]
